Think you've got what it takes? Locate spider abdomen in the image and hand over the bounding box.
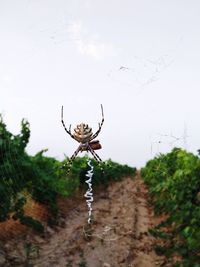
[73,123,93,142]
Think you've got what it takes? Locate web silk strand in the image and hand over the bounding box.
[84,159,94,224]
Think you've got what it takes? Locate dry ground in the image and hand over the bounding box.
[0,174,167,267]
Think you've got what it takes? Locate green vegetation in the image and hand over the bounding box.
[78,251,87,267]
[0,115,136,231]
[142,148,200,266]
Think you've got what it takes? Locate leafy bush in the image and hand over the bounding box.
[142,148,200,266]
[0,115,45,231]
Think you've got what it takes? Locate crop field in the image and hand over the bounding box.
[1,116,200,267]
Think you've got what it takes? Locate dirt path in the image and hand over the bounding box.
[30,173,164,267]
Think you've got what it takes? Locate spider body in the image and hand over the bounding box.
[61,105,104,169]
[73,123,93,143]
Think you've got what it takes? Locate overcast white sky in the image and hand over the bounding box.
[1,0,200,167]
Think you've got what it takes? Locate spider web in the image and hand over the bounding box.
[149,127,189,157]
[107,53,175,96]
[107,37,183,97]
[84,158,94,224]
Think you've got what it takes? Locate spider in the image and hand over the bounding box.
[61,104,104,171]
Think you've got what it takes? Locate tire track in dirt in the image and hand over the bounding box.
[32,173,164,267]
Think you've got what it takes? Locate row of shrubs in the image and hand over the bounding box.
[142,148,200,267]
[0,115,136,232]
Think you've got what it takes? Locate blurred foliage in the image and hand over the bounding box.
[142,148,200,266]
[0,115,136,232]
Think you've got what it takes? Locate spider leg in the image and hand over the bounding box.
[65,146,81,173]
[88,146,102,162]
[89,104,104,141]
[88,146,105,173]
[61,106,76,140]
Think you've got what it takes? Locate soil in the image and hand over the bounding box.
[0,173,167,267]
